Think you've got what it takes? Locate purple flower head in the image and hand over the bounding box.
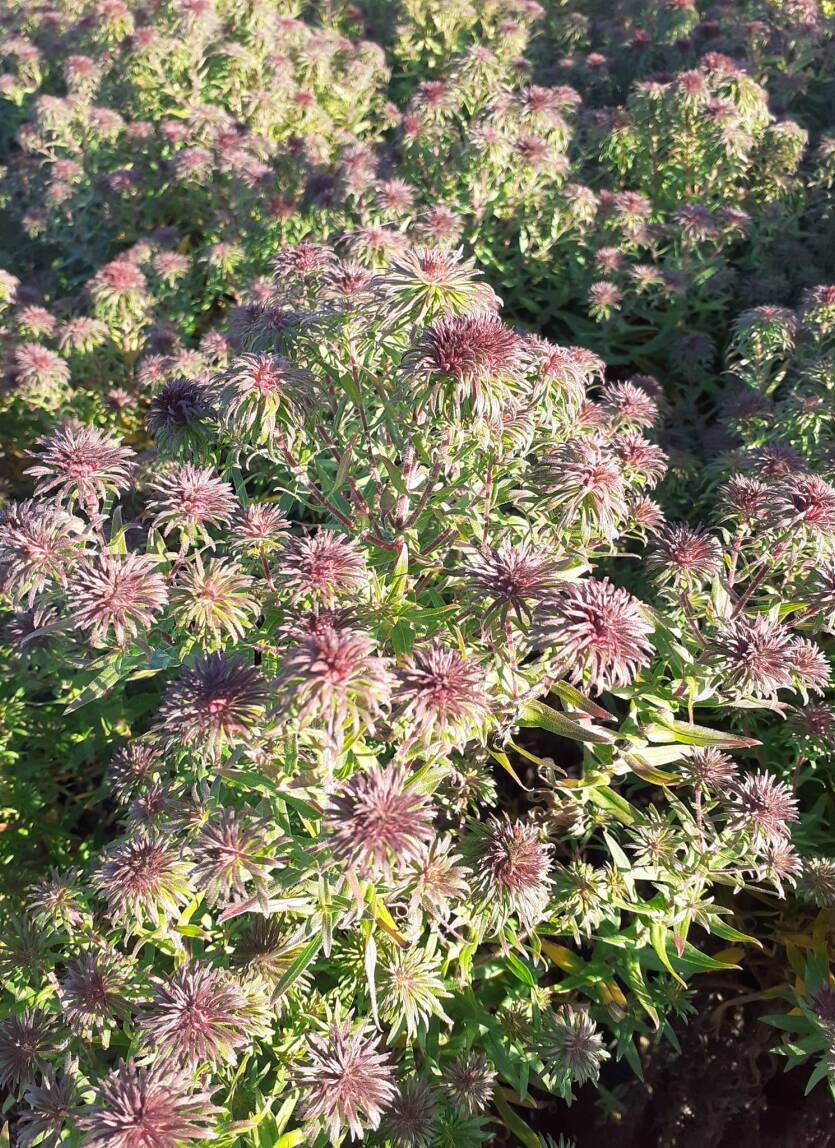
[381,1077,439,1148]
[788,638,831,696]
[277,530,366,604]
[468,813,552,930]
[26,425,135,507]
[726,771,799,843]
[18,1068,74,1148]
[770,474,835,537]
[190,808,279,907]
[66,552,168,645]
[710,616,795,697]
[78,1060,219,1148]
[297,1018,396,1143]
[139,964,258,1067]
[59,947,134,1033]
[648,524,723,588]
[534,578,654,693]
[107,741,162,802]
[147,464,237,540]
[95,835,193,931]
[462,538,565,623]
[679,747,737,790]
[394,641,493,749]
[441,1052,495,1115]
[230,502,289,553]
[0,499,83,606]
[537,1006,608,1085]
[155,654,269,755]
[534,438,628,540]
[324,765,433,879]
[210,352,313,439]
[146,376,214,448]
[408,313,525,417]
[0,1010,58,1092]
[7,342,69,408]
[600,381,658,429]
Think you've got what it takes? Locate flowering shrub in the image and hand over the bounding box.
[0,0,834,1143]
[1,240,833,1144]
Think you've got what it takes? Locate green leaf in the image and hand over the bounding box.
[517,700,615,744]
[649,923,686,987]
[645,715,760,749]
[505,952,537,987]
[492,1090,540,1148]
[275,935,322,996]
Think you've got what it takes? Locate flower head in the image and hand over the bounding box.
[679,747,737,790]
[107,741,162,802]
[408,313,525,418]
[0,1010,58,1092]
[230,503,289,554]
[78,1060,219,1148]
[95,836,193,931]
[139,964,258,1067]
[298,1019,396,1143]
[59,947,134,1033]
[710,616,795,697]
[277,530,366,604]
[461,539,564,622]
[146,376,214,450]
[800,857,835,908]
[66,552,168,645]
[172,556,257,646]
[394,642,493,749]
[0,500,83,606]
[534,438,628,540]
[726,771,799,843]
[648,524,723,588]
[537,1006,608,1086]
[441,1052,495,1115]
[147,464,237,540]
[324,765,433,878]
[534,578,654,693]
[210,353,312,439]
[26,869,88,932]
[155,654,269,755]
[381,1078,439,1148]
[380,948,450,1037]
[7,342,69,408]
[468,813,552,931]
[18,1068,74,1148]
[770,474,835,537]
[190,808,279,907]
[26,425,135,506]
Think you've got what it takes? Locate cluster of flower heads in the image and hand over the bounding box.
[2,237,834,1143]
[0,0,833,443]
[0,0,834,1139]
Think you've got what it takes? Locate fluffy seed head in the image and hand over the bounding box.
[679,747,737,790]
[409,313,525,417]
[59,947,134,1033]
[190,808,278,907]
[18,1068,74,1148]
[381,1078,439,1148]
[0,1010,57,1091]
[0,500,83,606]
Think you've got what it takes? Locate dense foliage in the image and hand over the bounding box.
[0,0,834,1145]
